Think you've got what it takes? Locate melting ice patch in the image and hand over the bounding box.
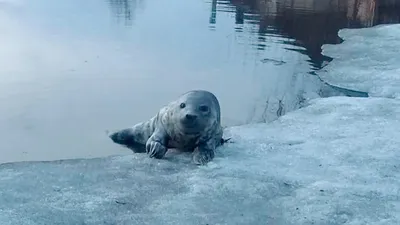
[318,24,400,98]
[1,96,400,225]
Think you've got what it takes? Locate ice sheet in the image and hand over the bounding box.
[318,24,400,98]
[1,96,399,224]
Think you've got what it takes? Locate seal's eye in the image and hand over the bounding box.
[180,103,186,108]
[199,105,209,112]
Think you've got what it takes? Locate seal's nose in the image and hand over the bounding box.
[185,114,197,121]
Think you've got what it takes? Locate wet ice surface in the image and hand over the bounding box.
[318,24,400,98]
[1,96,399,225]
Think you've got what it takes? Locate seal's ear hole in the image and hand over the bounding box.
[180,103,186,109]
[199,105,209,112]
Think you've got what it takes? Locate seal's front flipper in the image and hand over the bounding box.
[109,128,146,153]
[145,127,169,159]
[146,140,168,159]
[193,147,215,165]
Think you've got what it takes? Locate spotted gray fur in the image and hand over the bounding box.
[109,90,224,165]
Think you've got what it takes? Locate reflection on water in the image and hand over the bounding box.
[107,0,145,26]
[205,0,400,69]
[0,0,399,163]
[107,0,400,69]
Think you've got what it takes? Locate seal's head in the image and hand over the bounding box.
[171,90,220,134]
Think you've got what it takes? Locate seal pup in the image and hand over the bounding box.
[109,90,226,165]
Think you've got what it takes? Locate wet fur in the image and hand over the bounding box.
[109,90,225,164]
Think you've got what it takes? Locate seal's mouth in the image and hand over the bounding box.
[181,114,198,126]
[180,121,199,130]
[179,121,202,134]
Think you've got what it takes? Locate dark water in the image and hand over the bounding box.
[0,0,399,163]
[212,0,400,69]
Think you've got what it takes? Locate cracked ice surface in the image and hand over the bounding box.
[318,24,400,98]
[1,96,399,225]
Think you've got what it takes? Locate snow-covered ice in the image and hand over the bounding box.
[1,96,399,225]
[318,24,400,98]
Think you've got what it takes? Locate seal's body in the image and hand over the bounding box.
[109,90,224,165]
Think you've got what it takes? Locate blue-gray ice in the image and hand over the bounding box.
[318,24,400,98]
[1,96,399,225]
